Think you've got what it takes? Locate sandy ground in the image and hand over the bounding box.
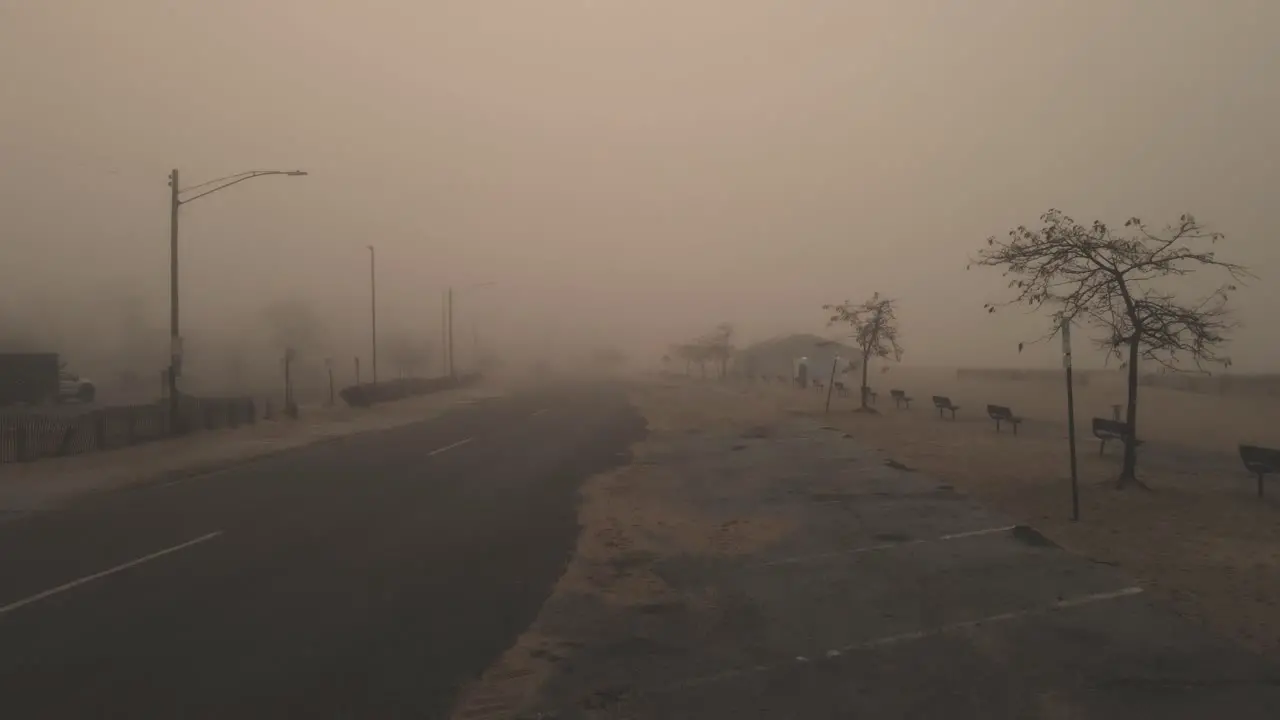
[450,372,1280,719]
[450,381,807,718]
[774,366,1280,655]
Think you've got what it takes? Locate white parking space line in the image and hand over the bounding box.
[831,586,1145,654]
[428,438,474,456]
[661,586,1144,694]
[756,525,1017,567]
[0,531,225,616]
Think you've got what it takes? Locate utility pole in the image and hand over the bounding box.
[168,169,182,433]
[368,245,377,383]
[447,287,456,380]
[441,291,448,376]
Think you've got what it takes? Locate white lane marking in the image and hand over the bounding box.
[428,437,474,456]
[531,408,550,417]
[659,586,1144,694]
[0,531,225,616]
[757,525,1016,567]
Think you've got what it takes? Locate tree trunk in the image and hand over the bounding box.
[860,350,871,410]
[1118,337,1141,486]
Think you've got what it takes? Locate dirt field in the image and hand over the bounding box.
[780,366,1280,655]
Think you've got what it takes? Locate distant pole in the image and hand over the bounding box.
[824,356,839,414]
[447,286,456,380]
[168,169,181,433]
[1062,318,1080,521]
[441,291,448,375]
[326,358,335,406]
[355,356,361,385]
[367,245,377,383]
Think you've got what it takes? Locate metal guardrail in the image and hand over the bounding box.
[0,396,256,464]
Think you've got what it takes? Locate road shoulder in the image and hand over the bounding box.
[0,385,507,515]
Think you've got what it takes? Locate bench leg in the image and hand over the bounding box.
[1259,472,1265,500]
[1012,422,1018,436]
[1099,439,1106,456]
[995,419,1001,433]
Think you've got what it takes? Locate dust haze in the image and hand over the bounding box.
[3,0,1278,395]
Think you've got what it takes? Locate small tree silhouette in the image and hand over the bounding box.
[971,209,1250,487]
[823,293,904,411]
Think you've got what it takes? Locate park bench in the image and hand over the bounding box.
[932,395,960,420]
[1092,417,1143,456]
[834,381,850,397]
[862,387,878,406]
[889,389,912,409]
[1239,444,1280,499]
[987,404,1022,434]
[812,378,824,391]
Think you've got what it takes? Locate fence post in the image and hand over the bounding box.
[93,411,107,451]
[15,421,29,462]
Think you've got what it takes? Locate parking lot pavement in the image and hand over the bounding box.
[481,418,1280,719]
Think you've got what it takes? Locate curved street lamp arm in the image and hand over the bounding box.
[179,170,260,194]
[177,170,307,206]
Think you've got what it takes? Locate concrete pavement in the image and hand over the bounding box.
[482,396,1280,719]
[0,383,646,718]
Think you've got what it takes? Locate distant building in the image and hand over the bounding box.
[736,333,857,382]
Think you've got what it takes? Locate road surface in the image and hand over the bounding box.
[0,384,645,718]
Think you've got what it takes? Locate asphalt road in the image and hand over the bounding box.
[0,383,646,719]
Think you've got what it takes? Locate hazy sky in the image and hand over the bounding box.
[3,0,1277,372]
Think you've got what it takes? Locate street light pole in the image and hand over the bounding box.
[167,167,306,433]
[368,245,378,384]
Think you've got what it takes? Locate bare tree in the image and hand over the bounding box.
[704,322,734,380]
[384,333,432,378]
[262,299,328,358]
[592,346,627,371]
[823,293,904,411]
[971,209,1250,487]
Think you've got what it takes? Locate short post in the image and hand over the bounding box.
[355,356,361,385]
